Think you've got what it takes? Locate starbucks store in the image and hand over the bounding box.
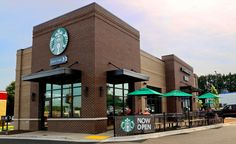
[15,3,199,133]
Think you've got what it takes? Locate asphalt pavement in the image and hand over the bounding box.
[112,123,236,144]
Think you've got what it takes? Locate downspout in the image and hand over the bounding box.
[17,49,23,130]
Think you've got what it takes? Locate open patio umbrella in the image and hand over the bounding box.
[128,87,163,96]
[163,90,192,97]
[128,87,163,114]
[198,92,219,99]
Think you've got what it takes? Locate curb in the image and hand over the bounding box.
[0,124,224,143]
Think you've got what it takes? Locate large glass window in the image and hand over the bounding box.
[107,83,129,116]
[44,83,81,118]
[62,84,72,117]
[44,84,51,118]
[146,86,162,113]
[73,84,81,118]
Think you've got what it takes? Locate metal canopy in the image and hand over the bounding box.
[180,86,202,93]
[107,69,149,84]
[22,67,81,83]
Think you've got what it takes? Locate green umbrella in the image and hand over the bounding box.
[163,90,192,97]
[128,87,163,96]
[198,92,219,99]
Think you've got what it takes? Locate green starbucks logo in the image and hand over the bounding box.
[49,27,69,55]
[120,117,135,132]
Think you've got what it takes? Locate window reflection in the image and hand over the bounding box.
[107,83,129,116]
[45,83,81,118]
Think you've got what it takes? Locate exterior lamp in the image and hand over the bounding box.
[83,86,88,97]
[31,92,36,102]
[99,86,104,97]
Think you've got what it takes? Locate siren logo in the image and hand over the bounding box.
[50,27,69,56]
[120,117,135,132]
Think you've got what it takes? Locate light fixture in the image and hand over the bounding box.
[83,86,88,97]
[31,93,36,102]
[99,86,104,97]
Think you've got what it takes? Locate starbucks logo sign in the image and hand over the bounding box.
[120,117,135,132]
[49,27,69,55]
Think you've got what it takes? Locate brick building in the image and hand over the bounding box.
[14,3,198,133]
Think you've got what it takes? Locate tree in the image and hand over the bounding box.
[198,73,236,94]
[5,81,15,116]
[211,85,220,110]
[197,99,203,110]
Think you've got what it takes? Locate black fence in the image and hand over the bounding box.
[114,111,223,136]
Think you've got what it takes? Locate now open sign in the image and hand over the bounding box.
[137,117,152,131]
[135,115,155,133]
[115,115,155,136]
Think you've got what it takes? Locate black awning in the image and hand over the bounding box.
[107,69,149,84]
[180,86,202,93]
[22,67,81,83]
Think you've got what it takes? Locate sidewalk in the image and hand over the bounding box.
[0,123,224,143]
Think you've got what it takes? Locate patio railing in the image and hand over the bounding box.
[114,111,223,136]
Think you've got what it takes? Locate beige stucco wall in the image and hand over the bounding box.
[14,48,33,130]
[140,50,167,112]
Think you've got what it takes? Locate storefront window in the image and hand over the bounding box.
[182,98,190,110]
[146,86,162,113]
[45,83,81,118]
[44,85,51,118]
[52,88,62,118]
[107,83,129,116]
[73,96,81,117]
[115,89,123,96]
[73,84,81,117]
[63,85,72,117]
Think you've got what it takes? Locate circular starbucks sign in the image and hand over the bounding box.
[120,118,135,132]
[49,27,69,55]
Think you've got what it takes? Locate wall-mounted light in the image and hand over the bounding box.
[143,82,147,86]
[31,92,36,102]
[99,86,104,97]
[83,86,88,97]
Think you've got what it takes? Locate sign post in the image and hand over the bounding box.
[1,116,11,134]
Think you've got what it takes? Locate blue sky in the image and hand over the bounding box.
[1,0,236,90]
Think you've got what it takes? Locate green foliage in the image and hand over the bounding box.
[211,85,218,95]
[107,93,123,107]
[5,81,15,116]
[197,99,203,109]
[198,73,236,93]
[211,85,220,110]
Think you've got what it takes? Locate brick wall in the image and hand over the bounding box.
[140,50,167,112]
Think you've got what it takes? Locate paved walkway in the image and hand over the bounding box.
[0,123,226,143]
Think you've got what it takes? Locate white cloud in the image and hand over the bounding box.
[109,0,236,75]
[1,0,236,90]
